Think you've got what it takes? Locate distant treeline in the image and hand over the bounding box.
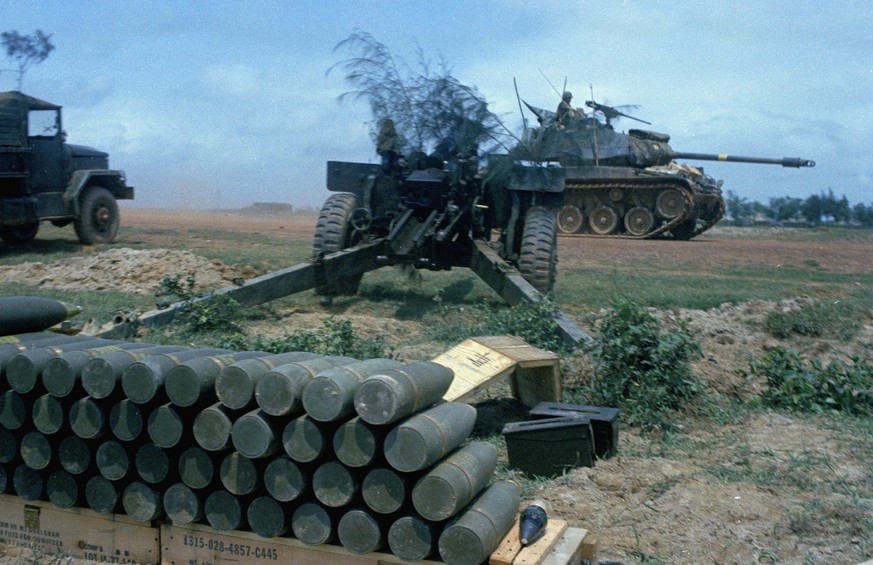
[726,189,873,227]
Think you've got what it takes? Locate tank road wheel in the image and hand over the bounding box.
[624,206,655,237]
[556,205,583,234]
[655,189,686,219]
[671,217,698,240]
[588,205,619,235]
[74,186,120,244]
[0,222,39,244]
[312,192,363,297]
[518,206,557,293]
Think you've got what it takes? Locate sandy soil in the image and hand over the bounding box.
[1,208,870,565]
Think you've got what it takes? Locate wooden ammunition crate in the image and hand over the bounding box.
[0,494,159,563]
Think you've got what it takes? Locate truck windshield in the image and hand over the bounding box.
[28,109,60,138]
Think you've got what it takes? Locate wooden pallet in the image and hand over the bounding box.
[435,335,561,407]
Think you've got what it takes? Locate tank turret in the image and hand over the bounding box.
[514,99,815,239]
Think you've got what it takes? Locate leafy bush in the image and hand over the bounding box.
[746,347,873,416]
[764,299,862,340]
[584,299,703,429]
[158,274,240,333]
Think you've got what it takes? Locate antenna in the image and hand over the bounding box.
[513,77,528,129]
[538,68,562,99]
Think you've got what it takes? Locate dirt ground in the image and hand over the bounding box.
[1,208,871,565]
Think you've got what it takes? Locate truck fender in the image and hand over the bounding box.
[63,170,133,216]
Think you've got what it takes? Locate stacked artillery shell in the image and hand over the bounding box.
[0,333,522,564]
[0,296,83,335]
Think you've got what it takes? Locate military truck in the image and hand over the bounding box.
[0,91,134,244]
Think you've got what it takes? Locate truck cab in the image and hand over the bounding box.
[0,91,134,244]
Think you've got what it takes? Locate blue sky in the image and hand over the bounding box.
[0,0,870,210]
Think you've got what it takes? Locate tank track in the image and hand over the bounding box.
[556,177,695,239]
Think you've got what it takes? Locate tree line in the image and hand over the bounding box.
[726,189,873,228]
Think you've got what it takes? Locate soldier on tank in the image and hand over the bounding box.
[555,91,582,123]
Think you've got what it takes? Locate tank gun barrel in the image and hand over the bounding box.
[670,152,815,168]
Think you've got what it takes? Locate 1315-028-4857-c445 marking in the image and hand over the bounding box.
[181,533,279,560]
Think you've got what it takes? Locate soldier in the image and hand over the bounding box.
[376,118,399,172]
[555,91,581,122]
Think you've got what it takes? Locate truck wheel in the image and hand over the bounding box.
[74,186,119,244]
[518,206,557,293]
[0,222,39,244]
[312,193,363,296]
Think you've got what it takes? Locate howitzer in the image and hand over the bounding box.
[90,140,591,347]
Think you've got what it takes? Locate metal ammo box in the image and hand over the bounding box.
[501,416,594,477]
[529,402,620,458]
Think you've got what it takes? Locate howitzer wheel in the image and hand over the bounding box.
[74,186,119,244]
[0,222,39,244]
[518,206,557,293]
[556,205,583,234]
[588,205,619,235]
[655,189,686,219]
[624,206,655,237]
[313,192,363,296]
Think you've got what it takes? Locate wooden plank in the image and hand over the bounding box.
[435,338,517,403]
[489,516,522,565]
[0,494,160,563]
[513,364,561,408]
[473,336,559,367]
[541,527,587,565]
[490,518,568,565]
[513,519,567,565]
[161,522,442,565]
[581,534,598,562]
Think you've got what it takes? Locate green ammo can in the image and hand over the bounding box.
[502,416,595,477]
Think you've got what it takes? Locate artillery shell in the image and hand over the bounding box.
[165,351,271,408]
[292,502,337,546]
[248,495,290,538]
[338,508,386,555]
[95,440,131,481]
[313,460,359,508]
[0,296,82,335]
[12,463,43,500]
[384,402,477,473]
[163,482,204,524]
[84,475,123,514]
[57,435,90,475]
[230,409,281,459]
[362,467,413,515]
[354,361,454,425]
[204,490,245,532]
[219,452,260,496]
[192,402,237,452]
[122,348,230,404]
[20,430,52,470]
[255,356,357,416]
[81,345,189,399]
[178,446,217,490]
[68,397,106,439]
[263,456,307,502]
[122,480,163,522]
[302,358,403,422]
[135,443,170,484]
[333,416,385,468]
[412,441,498,521]
[108,399,143,441]
[31,392,64,435]
[388,514,439,561]
[215,351,320,410]
[438,480,521,565]
[47,469,82,509]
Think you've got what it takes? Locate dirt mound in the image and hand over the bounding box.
[0,248,256,295]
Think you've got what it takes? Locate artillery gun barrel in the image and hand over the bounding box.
[670,151,815,168]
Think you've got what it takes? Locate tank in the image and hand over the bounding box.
[514,99,815,239]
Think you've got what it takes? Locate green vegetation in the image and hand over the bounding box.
[745,347,873,416]
[763,297,868,340]
[158,274,241,334]
[427,293,574,355]
[579,299,703,429]
[222,318,390,359]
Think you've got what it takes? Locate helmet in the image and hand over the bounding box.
[562,91,573,101]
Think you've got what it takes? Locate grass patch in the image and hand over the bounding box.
[764,296,870,340]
